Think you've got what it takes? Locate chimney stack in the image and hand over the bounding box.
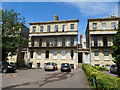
[54,15,59,21]
[80,34,83,44]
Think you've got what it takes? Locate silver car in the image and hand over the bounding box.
[44,62,58,71]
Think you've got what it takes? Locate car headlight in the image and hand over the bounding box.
[8,66,12,68]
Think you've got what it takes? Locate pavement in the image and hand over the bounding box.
[2,69,90,88]
[101,71,120,78]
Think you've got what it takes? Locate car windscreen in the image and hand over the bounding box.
[2,62,9,66]
[61,63,69,66]
[46,63,54,65]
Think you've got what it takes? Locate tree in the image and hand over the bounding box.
[112,20,120,77]
[2,9,28,61]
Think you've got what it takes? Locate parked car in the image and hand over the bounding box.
[109,64,118,74]
[44,62,58,71]
[61,63,71,72]
[2,61,16,73]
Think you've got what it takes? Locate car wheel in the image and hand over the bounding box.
[2,68,7,73]
[61,70,63,72]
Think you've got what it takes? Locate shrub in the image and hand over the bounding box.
[82,64,120,89]
[93,66,109,71]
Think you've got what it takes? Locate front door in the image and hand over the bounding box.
[78,53,82,63]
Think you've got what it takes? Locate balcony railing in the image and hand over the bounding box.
[91,43,112,48]
[28,42,77,48]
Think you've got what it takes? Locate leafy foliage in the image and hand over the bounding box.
[2,9,28,61]
[112,21,120,76]
[82,64,120,89]
[112,21,120,64]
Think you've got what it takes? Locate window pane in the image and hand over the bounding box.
[103,37,107,46]
[92,23,97,30]
[111,22,116,29]
[70,50,74,59]
[61,50,66,59]
[62,25,66,32]
[46,38,50,46]
[47,25,51,32]
[94,51,99,56]
[62,37,66,46]
[70,24,74,30]
[53,50,57,59]
[102,23,106,30]
[32,26,36,32]
[30,50,34,58]
[39,39,42,47]
[40,26,43,32]
[38,51,41,59]
[46,50,49,58]
[55,25,58,32]
[31,39,34,47]
[54,38,58,46]
[104,51,109,56]
[94,37,98,46]
[70,37,74,46]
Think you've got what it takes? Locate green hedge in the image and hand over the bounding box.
[82,64,120,89]
[93,66,109,71]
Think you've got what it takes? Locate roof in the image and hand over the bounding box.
[88,17,120,21]
[29,19,79,25]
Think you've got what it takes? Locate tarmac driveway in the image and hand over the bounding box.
[2,69,90,88]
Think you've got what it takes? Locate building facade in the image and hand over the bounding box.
[78,35,90,66]
[27,16,79,69]
[86,16,120,68]
[7,25,29,64]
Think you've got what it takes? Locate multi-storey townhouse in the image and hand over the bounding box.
[28,15,79,69]
[86,16,120,68]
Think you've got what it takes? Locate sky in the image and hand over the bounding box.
[2,1,120,42]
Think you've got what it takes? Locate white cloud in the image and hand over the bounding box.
[61,2,118,17]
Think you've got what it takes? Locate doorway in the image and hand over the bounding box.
[78,53,82,63]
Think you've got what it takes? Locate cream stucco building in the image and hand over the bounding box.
[86,16,120,68]
[27,16,79,69]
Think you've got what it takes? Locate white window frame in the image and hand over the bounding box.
[40,26,43,32]
[102,23,106,30]
[111,22,116,29]
[47,25,51,32]
[104,51,109,60]
[53,50,57,59]
[92,23,97,30]
[62,25,66,32]
[70,24,74,30]
[32,26,36,32]
[94,51,99,60]
[54,25,58,32]
[37,51,41,59]
[61,50,66,59]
